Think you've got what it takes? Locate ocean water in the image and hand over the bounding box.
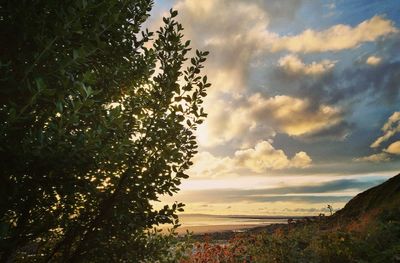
[178,214,289,227]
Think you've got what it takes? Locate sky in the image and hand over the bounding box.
[150,0,400,216]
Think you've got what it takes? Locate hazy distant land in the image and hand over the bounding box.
[167,214,308,235]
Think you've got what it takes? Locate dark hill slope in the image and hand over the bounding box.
[334,173,400,220]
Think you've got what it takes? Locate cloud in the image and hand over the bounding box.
[268,53,400,117]
[342,60,400,105]
[170,3,398,153]
[168,178,384,204]
[270,15,398,53]
[175,4,398,101]
[249,94,344,137]
[371,111,400,148]
[200,93,346,147]
[326,3,336,10]
[300,121,352,141]
[235,141,312,171]
[355,111,400,163]
[188,151,235,178]
[291,151,313,168]
[353,153,391,163]
[366,55,382,65]
[164,3,399,107]
[278,54,336,75]
[152,1,400,177]
[384,141,400,155]
[198,96,268,147]
[174,190,353,204]
[252,0,311,22]
[188,141,312,177]
[174,0,273,92]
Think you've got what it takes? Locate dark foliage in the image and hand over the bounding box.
[0,1,209,261]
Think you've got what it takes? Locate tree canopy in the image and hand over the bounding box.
[0,0,209,261]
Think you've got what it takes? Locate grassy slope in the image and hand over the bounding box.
[334,173,400,220]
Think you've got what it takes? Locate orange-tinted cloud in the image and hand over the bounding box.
[270,16,397,53]
[278,54,336,75]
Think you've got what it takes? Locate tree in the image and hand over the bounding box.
[327,205,333,216]
[0,0,209,261]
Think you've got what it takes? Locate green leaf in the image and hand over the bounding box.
[170,9,178,18]
[35,77,46,91]
[73,49,79,59]
[1,1,210,261]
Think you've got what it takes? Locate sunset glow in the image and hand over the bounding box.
[151,0,400,216]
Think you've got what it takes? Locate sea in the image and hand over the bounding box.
[177,214,292,227]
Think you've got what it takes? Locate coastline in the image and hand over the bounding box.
[176,223,289,241]
[175,224,266,235]
[160,214,312,239]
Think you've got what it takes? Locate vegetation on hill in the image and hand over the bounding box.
[177,174,400,263]
[334,173,400,220]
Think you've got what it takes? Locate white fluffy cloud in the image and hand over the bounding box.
[169,2,396,150]
[159,1,400,174]
[175,1,398,94]
[278,54,336,75]
[353,153,391,163]
[188,141,312,177]
[366,55,382,66]
[174,0,273,92]
[270,15,397,53]
[384,141,400,155]
[371,112,400,148]
[200,93,345,147]
[248,94,343,136]
[235,141,312,171]
[188,152,235,178]
[355,112,400,163]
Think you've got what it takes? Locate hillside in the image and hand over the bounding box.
[179,174,400,262]
[333,173,400,220]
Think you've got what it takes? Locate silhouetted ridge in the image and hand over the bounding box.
[334,173,400,219]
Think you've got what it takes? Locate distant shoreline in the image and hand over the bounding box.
[175,223,289,241]
[162,214,312,236]
[180,213,311,219]
[175,224,263,235]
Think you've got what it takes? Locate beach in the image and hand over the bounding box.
[161,214,298,235]
[175,223,265,235]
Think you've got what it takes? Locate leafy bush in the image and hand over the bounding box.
[0,0,209,261]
